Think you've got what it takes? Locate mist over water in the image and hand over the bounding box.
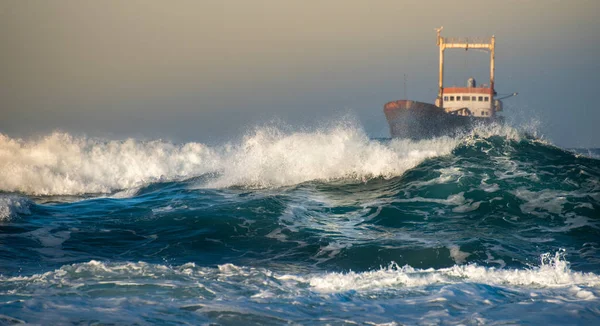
[1,122,599,324]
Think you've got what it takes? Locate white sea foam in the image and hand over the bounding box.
[462,122,526,143]
[448,245,471,264]
[513,188,592,219]
[307,250,600,293]
[0,195,32,221]
[2,253,598,325]
[3,251,598,300]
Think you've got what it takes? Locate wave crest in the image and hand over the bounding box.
[1,122,547,195]
[203,124,458,188]
[309,250,600,293]
[0,125,458,195]
[0,132,216,195]
[3,251,598,296]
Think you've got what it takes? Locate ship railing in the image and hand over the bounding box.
[442,37,492,45]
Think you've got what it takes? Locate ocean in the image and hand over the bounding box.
[1,123,599,325]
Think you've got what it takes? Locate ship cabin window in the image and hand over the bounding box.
[463,96,470,101]
[449,96,454,101]
[478,96,483,101]
[444,96,448,101]
[456,96,461,101]
[484,96,489,102]
[471,96,476,101]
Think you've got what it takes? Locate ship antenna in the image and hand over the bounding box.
[403,73,407,99]
[435,26,443,45]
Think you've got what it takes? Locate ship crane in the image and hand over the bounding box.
[435,26,496,110]
[496,92,519,100]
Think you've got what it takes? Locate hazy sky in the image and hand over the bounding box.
[1,0,599,147]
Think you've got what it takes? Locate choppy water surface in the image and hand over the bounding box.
[1,124,599,325]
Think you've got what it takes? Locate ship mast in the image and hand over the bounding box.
[436,27,495,108]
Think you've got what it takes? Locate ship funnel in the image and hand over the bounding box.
[467,77,476,88]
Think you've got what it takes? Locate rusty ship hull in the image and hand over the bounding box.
[384,100,502,139]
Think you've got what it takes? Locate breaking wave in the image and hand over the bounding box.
[0,123,464,195]
[0,132,215,195]
[2,251,598,297]
[309,250,600,294]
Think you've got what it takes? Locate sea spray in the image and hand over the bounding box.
[203,124,459,189]
[1,123,539,196]
[0,124,458,195]
[0,132,216,195]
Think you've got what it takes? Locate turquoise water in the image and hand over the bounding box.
[1,125,599,324]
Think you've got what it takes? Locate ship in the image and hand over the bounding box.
[384,27,515,139]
